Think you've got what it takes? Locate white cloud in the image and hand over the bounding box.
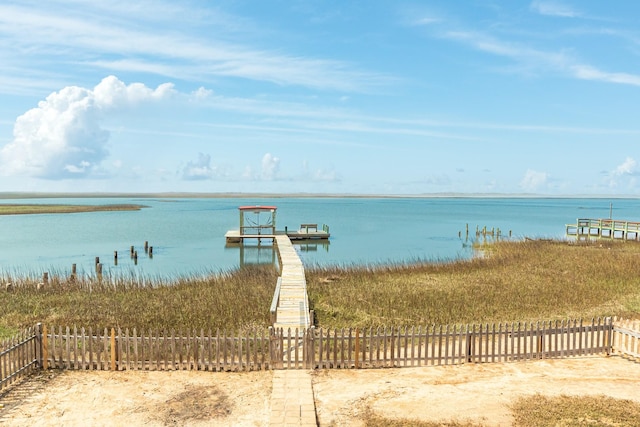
[444,31,640,87]
[192,87,213,100]
[261,153,280,180]
[520,169,549,192]
[0,76,174,179]
[607,157,639,189]
[182,153,219,180]
[530,1,580,18]
[0,3,390,93]
[570,65,640,87]
[312,168,339,182]
[613,157,638,176]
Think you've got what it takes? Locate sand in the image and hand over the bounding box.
[1,356,639,426]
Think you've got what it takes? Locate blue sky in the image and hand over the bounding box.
[1,0,640,195]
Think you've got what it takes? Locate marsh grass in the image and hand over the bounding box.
[1,266,277,338]
[2,239,640,339]
[307,239,640,328]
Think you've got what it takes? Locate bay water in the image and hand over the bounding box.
[0,197,638,278]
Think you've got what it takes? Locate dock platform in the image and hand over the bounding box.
[225,227,329,244]
[566,218,640,240]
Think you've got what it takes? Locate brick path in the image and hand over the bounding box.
[269,370,317,426]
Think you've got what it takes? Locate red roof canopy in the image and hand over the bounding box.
[238,205,277,211]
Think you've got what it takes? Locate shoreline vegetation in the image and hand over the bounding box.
[2,239,640,339]
[0,204,147,215]
[1,191,639,199]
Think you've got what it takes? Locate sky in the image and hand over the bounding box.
[1,1,640,196]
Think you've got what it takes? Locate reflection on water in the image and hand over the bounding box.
[294,239,330,253]
[237,242,277,268]
[228,238,330,268]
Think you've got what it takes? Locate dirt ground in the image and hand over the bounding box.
[1,356,639,426]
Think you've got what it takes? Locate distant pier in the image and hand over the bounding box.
[224,205,330,244]
[566,218,640,240]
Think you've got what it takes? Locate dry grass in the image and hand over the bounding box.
[0,265,277,338]
[307,239,640,328]
[360,394,640,427]
[511,394,640,426]
[362,410,482,427]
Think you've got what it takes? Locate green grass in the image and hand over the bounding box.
[307,239,640,328]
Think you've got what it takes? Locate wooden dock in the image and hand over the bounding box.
[270,235,311,332]
[225,226,329,244]
[566,218,640,240]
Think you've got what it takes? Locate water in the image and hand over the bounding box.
[0,197,637,277]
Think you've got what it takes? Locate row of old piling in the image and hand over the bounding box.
[7,241,157,290]
[459,224,512,239]
[95,241,155,273]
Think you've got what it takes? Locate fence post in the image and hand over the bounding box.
[466,324,473,363]
[110,328,117,371]
[35,323,43,369]
[310,327,316,369]
[354,328,360,369]
[41,324,49,370]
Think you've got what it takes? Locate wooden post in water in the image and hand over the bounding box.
[114,251,118,265]
[95,257,100,271]
[144,241,149,253]
[133,251,138,265]
[97,263,103,277]
[43,272,49,285]
[148,246,153,258]
[130,246,134,256]
[70,264,76,281]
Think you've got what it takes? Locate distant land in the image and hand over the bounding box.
[0,192,638,199]
[0,203,146,215]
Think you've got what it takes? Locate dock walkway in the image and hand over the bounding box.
[272,235,311,332]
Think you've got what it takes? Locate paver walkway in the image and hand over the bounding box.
[270,236,317,426]
[269,370,317,427]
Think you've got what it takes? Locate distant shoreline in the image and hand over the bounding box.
[0,192,637,199]
[0,204,147,215]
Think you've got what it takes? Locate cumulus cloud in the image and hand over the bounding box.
[612,157,638,176]
[261,153,280,180]
[182,153,218,180]
[191,87,213,100]
[607,157,639,188]
[0,75,175,179]
[520,169,549,192]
